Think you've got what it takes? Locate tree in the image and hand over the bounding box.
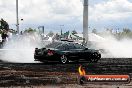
[106,28,113,33]
[72,30,77,35]
[117,28,132,39]
[123,28,131,34]
[47,31,54,37]
[92,29,97,34]
[24,28,36,33]
[55,33,60,40]
[0,18,9,30]
[63,31,69,38]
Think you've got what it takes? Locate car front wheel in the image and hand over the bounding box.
[60,55,68,64]
[91,53,100,63]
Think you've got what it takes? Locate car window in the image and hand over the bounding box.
[56,44,68,50]
[74,43,85,49]
[45,42,62,48]
[67,43,76,50]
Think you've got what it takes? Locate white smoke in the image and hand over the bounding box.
[93,33,132,58]
[0,33,50,63]
[0,32,131,63]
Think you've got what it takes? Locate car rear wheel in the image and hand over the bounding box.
[60,55,68,64]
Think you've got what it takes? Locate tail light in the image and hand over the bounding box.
[47,49,54,56]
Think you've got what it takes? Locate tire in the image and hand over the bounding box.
[91,53,100,63]
[60,55,68,64]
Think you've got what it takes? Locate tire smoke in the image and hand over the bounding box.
[93,34,132,58]
[0,33,49,63]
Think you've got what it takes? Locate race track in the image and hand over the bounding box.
[0,58,132,87]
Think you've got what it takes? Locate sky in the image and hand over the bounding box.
[0,0,132,33]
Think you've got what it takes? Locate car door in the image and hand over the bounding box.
[74,43,86,59]
[66,43,80,60]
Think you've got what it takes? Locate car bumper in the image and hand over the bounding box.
[34,54,59,61]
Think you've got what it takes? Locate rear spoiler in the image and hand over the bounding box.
[35,48,38,50]
[35,47,46,50]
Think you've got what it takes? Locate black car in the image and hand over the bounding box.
[34,41,101,64]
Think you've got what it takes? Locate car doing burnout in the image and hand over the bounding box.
[34,41,101,64]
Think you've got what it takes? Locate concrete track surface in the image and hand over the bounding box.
[0,58,132,88]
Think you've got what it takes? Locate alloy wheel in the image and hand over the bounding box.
[91,53,99,63]
[60,55,68,64]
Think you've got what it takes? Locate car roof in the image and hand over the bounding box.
[47,41,82,45]
[45,41,84,48]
